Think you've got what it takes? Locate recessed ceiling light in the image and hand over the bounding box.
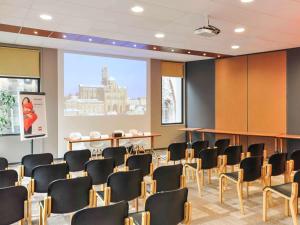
[63,35,67,38]
[187,51,191,54]
[112,41,116,45]
[40,14,52,21]
[241,0,254,3]
[231,45,240,49]
[234,27,245,33]
[203,53,207,56]
[133,44,137,47]
[153,46,157,50]
[155,33,165,38]
[131,6,144,13]
[34,31,38,35]
[171,49,175,52]
[88,38,92,42]
[217,55,221,58]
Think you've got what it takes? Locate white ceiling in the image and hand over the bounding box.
[1,0,300,61]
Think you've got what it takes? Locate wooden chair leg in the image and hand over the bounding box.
[290,197,298,225]
[196,170,201,196]
[208,169,212,184]
[219,176,224,203]
[201,170,204,187]
[19,219,25,225]
[246,182,249,198]
[263,190,268,221]
[285,199,290,216]
[237,182,244,214]
[135,198,139,212]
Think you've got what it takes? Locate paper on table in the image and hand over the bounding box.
[143,132,151,136]
[125,133,133,137]
[100,134,109,139]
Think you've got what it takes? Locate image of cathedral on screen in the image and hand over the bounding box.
[64,66,146,116]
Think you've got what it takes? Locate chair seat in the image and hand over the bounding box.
[129,212,144,225]
[185,163,197,169]
[267,183,292,197]
[223,171,239,181]
[96,191,105,200]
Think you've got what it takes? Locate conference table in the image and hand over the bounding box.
[64,132,161,151]
[277,134,300,153]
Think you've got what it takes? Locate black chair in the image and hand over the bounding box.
[64,149,91,172]
[71,201,133,225]
[247,143,266,160]
[191,140,209,159]
[0,157,8,170]
[84,158,115,186]
[39,176,95,225]
[149,164,185,194]
[102,146,128,168]
[214,139,230,156]
[219,145,243,173]
[264,153,288,186]
[28,163,70,195]
[167,142,188,164]
[99,169,145,212]
[287,150,300,182]
[126,154,153,178]
[20,153,53,179]
[0,169,19,188]
[263,170,300,225]
[131,188,191,225]
[0,186,30,225]
[184,147,218,195]
[219,156,263,214]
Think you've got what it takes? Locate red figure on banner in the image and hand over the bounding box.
[22,97,38,135]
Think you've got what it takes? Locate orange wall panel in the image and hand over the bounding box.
[215,56,248,132]
[248,51,286,134]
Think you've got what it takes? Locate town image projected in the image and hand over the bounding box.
[64,53,147,116]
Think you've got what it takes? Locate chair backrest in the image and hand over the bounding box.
[71,201,129,225]
[21,153,53,177]
[126,154,152,177]
[64,149,91,172]
[0,157,8,170]
[0,169,18,188]
[145,188,188,225]
[215,139,230,156]
[199,148,218,169]
[0,186,27,225]
[291,150,300,171]
[268,153,287,176]
[153,164,182,192]
[107,169,143,202]
[48,176,92,214]
[168,142,187,161]
[32,163,69,193]
[293,170,300,196]
[102,147,127,167]
[224,145,242,166]
[192,140,209,158]
[247,143,265,157]
[240,156,263,182]
[85,158,114,185]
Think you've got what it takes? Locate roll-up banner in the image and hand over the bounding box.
[18,92,47,141]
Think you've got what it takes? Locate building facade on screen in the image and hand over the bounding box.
[64,66,146,116]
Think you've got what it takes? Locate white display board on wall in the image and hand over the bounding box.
[18,92,48,141]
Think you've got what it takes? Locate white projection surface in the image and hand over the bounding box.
[58,51,150,156]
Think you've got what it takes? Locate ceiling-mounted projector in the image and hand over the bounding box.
[194,15,221,37]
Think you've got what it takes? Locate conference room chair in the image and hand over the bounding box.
[126,154,153,178]
[190,140,209,160]
[84,158,115,188]
[102,146,128,169]
[148,164,185,195]
[39,176,96,225]
[0,185,31,225]
[263,170,300,225]
[71,201,133,225]
[98,169,145,212]
[246,143,266,161]
[184,147,218,195]
[264,153,288,186]
[219,156,264,214]
[287,150,300,182]
[0,169,19,188]
[64,149,91,174]
[215,138,231,156]
[167,142,188,165]
[219,145,243,174]
[0,156,8,170]
[19,153,54,180]
[131,188,191,225]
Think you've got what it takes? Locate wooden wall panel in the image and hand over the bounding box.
[248,51,286,134]
[215,56,248,132]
